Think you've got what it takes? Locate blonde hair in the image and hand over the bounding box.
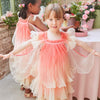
[44,3,64,20]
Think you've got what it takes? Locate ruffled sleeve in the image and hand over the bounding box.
[30,31,45,48]
[30,31,45,40]
[67,35,77,50]
[65,32,95,74]
[30,31,39,40]
[68,45,95,74]
[65,28,77,50]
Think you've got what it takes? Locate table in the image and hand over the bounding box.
[72,29,100,100]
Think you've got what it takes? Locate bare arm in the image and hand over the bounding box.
[28,16,48,31]
[0,40,32,59]
[11,40,32,55]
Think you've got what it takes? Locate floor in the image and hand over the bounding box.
[0,73,100,100]
[0,74,35,100]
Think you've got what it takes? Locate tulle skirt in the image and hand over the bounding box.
[10,40,74,100]
[30,41,74,100]
[9,36,95,100]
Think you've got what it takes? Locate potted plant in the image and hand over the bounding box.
[62,2,83,28]
[62,4,76,27]
[70,1,83,29]
[81,2,97,30]
[69,1,88,37]
[1,11,18,29]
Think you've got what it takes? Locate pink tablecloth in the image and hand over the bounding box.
[72,29,100,100]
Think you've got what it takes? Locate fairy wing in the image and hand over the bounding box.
[66,33,95,74]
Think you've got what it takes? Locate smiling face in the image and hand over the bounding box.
[46,11,63,33]
[45,3,64,33]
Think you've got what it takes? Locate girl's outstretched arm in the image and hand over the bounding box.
[76,39,100,56]
[0,40,32,60]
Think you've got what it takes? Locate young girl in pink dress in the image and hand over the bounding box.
[10,1,73,98]
[0,3,100,100]
[14,0,48,50]
[12,0,48,97]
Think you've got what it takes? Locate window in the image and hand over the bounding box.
[1,0,10,15]
[0,0,21,18]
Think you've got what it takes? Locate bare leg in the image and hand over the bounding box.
[20,85,25,91]
[24,76,36,98]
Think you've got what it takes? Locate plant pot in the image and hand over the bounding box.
[0,22,8,29]
[75,31,88,37]
[0,23,15,79]
[67,17,76,26]
[93,10,100,28]
[87,19,95,30]
[81,19,95,30]
[74,21,80,28]
[0,23,9,32]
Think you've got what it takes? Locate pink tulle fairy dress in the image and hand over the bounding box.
[24,32,74,100]
[10,30,95,99]
[30,32,95,100]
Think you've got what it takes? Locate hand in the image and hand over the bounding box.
[94,51,100,57]
[0,54,10,60]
